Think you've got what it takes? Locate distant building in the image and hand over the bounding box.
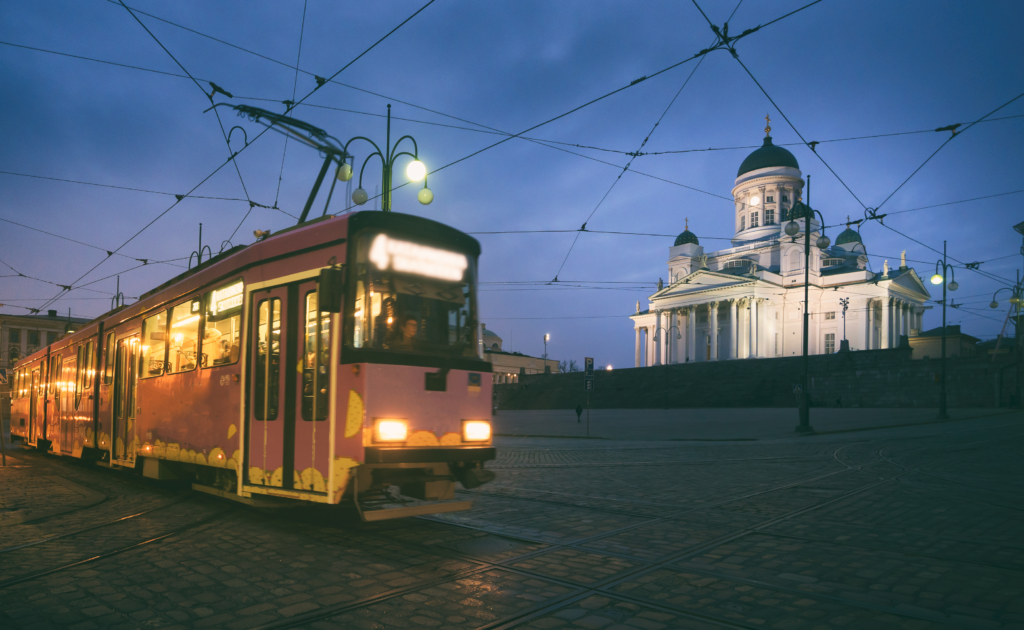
[480,325,558,383]
[1,309,92,428]
[631,119,931,366]
[908,325,980,360]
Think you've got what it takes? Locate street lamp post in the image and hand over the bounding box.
[930,241,959,420]
[344,104,433,212]
[839,297,850,351]
[990,275,1023,407]
[784,179,831,434]
[652,326,683,364]
[543,334,550,360]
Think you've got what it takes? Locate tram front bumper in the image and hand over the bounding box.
[359,446,496,500]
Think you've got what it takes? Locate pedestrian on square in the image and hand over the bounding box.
[575,403,583,423]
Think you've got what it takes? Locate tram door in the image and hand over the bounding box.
[111,336,139,464]
[246,281,331,493]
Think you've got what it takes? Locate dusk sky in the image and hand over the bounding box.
[2,0,1022,369]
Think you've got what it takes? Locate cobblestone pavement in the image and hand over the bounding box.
[1,412,1023,629]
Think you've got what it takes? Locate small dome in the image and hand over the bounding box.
[674,230,699,246]
[835,227,862,245]
[788,200,812,220]
[738,136,799,177]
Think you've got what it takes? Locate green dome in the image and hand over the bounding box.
[737,136,799,177]
[835,227,862,245]
[674,230,699,246]
[787,200,812,220]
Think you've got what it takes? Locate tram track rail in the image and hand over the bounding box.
[0,506,233,590]
[5,421,1021,630]
[251,442,880,629]
[0,494,194,555]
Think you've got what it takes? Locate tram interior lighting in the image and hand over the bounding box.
[375,419,408,442]
[462,420,491,442]
[369,234,467,282]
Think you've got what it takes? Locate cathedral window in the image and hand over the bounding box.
[824,333,836,354]
[740,215,745,231]
[766,195,775,203]
[824,312,836,320]
[765,207,775,225]
[750,212,759,228]
[782,195,789,202]
[780,207,788,222]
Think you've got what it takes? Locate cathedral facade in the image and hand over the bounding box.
[631,124,932,367]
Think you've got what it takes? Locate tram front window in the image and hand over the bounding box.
[349,232,477,357]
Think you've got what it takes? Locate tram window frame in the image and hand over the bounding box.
[48,353,62,394]
[301,290,329,422]
[141,311,169,379]
[167,299,201,374]
[254,297,281,422]
[203,279,243,368]
[103,332,115,385]
[75,341,94,407]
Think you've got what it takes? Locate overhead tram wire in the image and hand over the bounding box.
[0,217,186,268]
[30,0,438,315]
[117,1,263,238]
[552,54,710,281]
[874,90,1024,213]
[550,0,748,281]
[14,39,1020,223]
[336,0,831,217]
[0,169,252,201]
[273,0,310,210]
[0,258,121,301]
[8,36,1023,161]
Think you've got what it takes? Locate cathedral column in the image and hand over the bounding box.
[902,303,910,338]
[894,300,903,340]
[881,298,891,349]
[728,299,738,360]
[653,311,662,365]
[709,302,720,361]
[634,327,642,367]
[865,299,874,350]
[761,299,770,356]
[674,309,684,363]
[687,306,696,362]
[749,297,759,358]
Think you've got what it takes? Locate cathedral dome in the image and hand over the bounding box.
[835,227,862,245]
[788,200,812,220]
[674,230,699,246]
[674,218,699,246]
[737,136,799,177]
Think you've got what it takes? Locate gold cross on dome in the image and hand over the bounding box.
[764,114,771,136]
[685,217,689,230]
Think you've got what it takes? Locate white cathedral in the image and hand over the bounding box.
[631,121,932,367]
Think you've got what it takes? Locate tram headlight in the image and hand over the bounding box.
[462,420,491,442]
[374,419,408,442]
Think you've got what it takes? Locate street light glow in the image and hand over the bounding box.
[406,160,426,181]
[930,273,943,285]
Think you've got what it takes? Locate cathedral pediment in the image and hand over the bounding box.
[651,269,757,300]
[885,268,931,300]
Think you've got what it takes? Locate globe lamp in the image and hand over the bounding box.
[417,186,433,205]
[930,273,943,285]
[406,160,427,182]
[352,188,368,205]
[816,234,831,249]
[336,162,353,182]
[785,220,800,237]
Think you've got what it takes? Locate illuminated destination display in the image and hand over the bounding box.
[369,234,468,282]
[211,281,243,315]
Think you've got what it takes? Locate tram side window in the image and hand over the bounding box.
[48,354,62,394]
[301,291,330,421]
[203,280,243,367]
[254,298,281,421]
[141,311,168,378]
[103,332,115,385]
[168,300,200,373]
[75,341,94,406]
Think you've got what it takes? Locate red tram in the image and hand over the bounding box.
[9,211,495,519]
